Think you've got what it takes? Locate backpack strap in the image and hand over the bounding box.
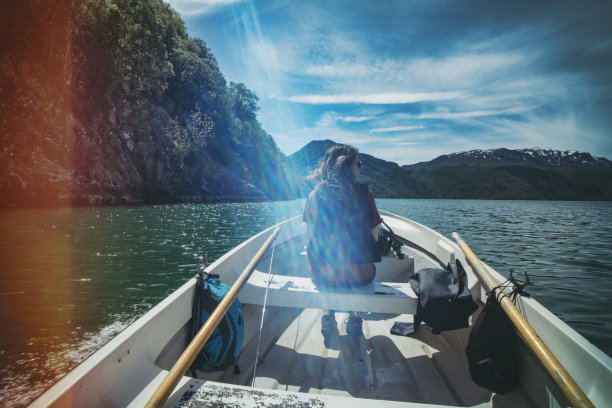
[188,262,220,376]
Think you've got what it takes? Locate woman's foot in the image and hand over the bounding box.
[321,313,338,347]
[346,315,363,336]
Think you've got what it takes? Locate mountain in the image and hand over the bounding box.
[410,147,612,169]
[285,139,335,180]
[289,143,612,201]
[286,140,419,198]
[401,147,612,200]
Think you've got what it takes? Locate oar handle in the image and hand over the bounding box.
[145,227,281,408]
[452,232,594,408]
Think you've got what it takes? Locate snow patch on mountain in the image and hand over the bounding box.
[435,147,611,168]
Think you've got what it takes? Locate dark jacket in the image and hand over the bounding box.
[306,183,381,271]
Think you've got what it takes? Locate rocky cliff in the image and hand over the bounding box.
[1,0,293,208]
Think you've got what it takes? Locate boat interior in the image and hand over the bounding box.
[153,220,569,407]
[26,213,610,408]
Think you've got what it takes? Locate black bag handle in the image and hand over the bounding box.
[380,220,404,259]
[448,259,467,300]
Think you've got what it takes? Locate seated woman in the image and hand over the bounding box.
[303,144,382,343]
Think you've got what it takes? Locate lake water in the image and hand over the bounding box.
[1,199,611,407]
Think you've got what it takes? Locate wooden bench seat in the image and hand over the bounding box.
[241,271,418,314]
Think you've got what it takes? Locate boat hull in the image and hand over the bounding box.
[29,212,612,407]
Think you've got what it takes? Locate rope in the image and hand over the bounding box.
[513,293,528,321]
[510,282,529,321]
[489,279,528,320]
[251,236,277,387]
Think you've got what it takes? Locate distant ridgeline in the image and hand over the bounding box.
[288,141,612,201]
[2,3,611,207]
[1,0,296,207]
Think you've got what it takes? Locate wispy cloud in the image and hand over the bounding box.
[178,0,612,161]
[370,126,423,133]
[486,113,605,154]
[284,92,465,105]
[404,53,528,89]
[166,0,245,17]
[301,53,525,84]
[404,106,533,120]
[340,116,373,123]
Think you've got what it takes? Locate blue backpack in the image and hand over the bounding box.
[189,270,244,374]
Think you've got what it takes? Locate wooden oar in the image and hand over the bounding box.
[452,232,594,408]
[145,227,281,408]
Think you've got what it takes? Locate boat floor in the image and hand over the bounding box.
[171,303,531,407]
[152,235,537,407]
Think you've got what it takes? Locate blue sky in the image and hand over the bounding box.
[166,0,612,164]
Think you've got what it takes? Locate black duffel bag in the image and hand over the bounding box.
[409,260,478,334]
[465,290,519,394]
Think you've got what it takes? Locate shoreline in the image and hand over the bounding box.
[3,195,612,210]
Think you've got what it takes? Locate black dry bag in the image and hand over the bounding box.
[465,290,519,394]
[409,260,478,334]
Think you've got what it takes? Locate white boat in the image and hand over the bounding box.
[29,211,612,407]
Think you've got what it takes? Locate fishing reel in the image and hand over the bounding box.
[378,220,404,259]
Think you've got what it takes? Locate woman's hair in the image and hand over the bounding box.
[309,144,359,203]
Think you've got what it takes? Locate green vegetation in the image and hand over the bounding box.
[72,0,289,191]
[165,104,214,164]
[1,0,294,206]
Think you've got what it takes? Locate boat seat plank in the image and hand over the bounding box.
[241,272,417,314]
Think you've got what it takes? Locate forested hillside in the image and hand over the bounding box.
[1,0,294,207]
[401,148,612,200]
